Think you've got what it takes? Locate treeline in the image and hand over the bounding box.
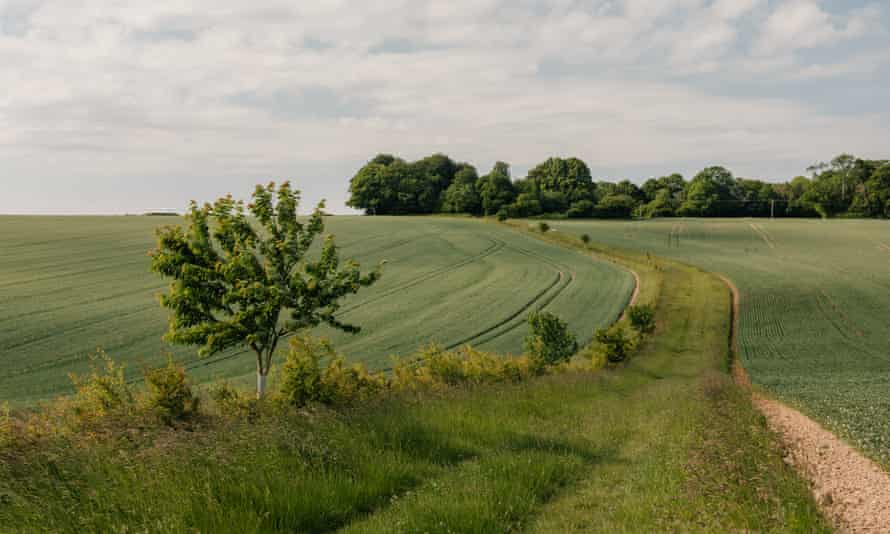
[346,153,890,219]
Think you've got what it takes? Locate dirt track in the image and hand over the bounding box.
[719,274,890,533]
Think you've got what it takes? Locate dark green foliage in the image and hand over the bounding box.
[580,233,591,246]
[347,154,464,214]
[496,208,508,221]
[347,152,890,219]
[524,311,577,365]
[477,161,517,215]
[641,189,677,218]
[540,190,569,213]
[537,221,550,233]
[596,194,637,218]
[678,166,736,216]
[150,182,381,397]
[595,324,632,363]
[627,304,656,333]
[143,358,199,424]
[441,165,481,214]
[526,157,592,197]
[510,192,543,217]
[567,199,595,218]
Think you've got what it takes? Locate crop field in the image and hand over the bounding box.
[0,216,633,405]
[550,218,890,465]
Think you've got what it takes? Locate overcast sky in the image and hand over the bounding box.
[1,0,888,214]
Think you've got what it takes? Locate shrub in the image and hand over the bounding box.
[627,304,656,333]
[596,324,632,363]
[537,221,550,233]
[321,356,386,403]
[524,311,578,365]
[390,356,435,392]
[390,345,549,392]
[143,358,199,424]
[501,354,547,381]
[68,351,134,420]
[279,335,387,407]
[208,380,253,417]
[279,335,334,407]
[496,208,509,221]
[580,233,591,246]
[420,344,467,386]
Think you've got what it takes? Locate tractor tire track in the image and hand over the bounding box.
[444,244,576,350]
[335,237,506,317]
[749,223,776,249]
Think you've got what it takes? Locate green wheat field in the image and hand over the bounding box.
[0,215,633,405]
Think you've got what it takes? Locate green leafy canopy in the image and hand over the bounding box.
[149,181,382,382]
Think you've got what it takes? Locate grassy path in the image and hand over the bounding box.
[0,224,827,532]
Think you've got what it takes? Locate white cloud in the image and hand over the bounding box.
[755,0,879,54]
[0,0,888,213]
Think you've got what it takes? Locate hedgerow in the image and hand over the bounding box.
[0,305,647,448]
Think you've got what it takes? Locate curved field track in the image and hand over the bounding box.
[551,218,890,471]
[0,216,634,405]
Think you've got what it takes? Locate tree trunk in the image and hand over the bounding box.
[256,371,267,399]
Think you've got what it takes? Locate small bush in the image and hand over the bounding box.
[68,351,134,420]
[537,221,550,233]
[421,344,466,386]
[524,311,578,365]
[501,354,547,381]
[279,334,386,407]
[496,209,509,222]
[143,358,199,424]
[580,233,591,246]
[279,334,334,407]
[208,380,253,417]
[321,356,386,403]
[596,324,632,363]
[390,346,549,392]
[627,304,656,333]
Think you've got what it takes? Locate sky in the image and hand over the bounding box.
[1,0,888,214]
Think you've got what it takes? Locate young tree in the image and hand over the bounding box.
[596,325,632,363]
[150,182,382,398]
[524,311,577,365]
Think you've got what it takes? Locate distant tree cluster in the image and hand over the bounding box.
[347,153,890,219]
